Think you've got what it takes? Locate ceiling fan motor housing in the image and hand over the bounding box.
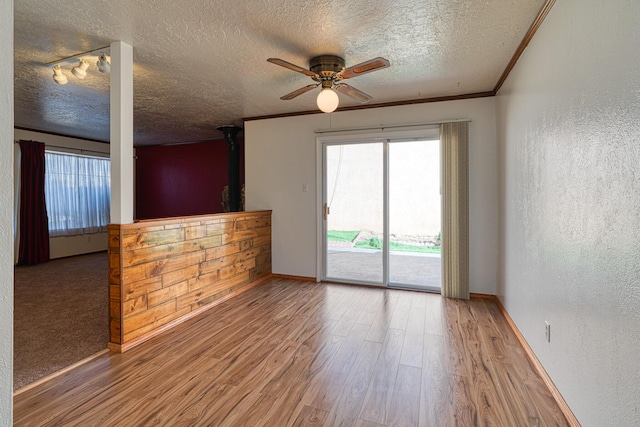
[310,55,345,79]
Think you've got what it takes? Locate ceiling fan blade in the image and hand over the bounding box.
[267,58,317,77]
[281,84,320,100]
[334,83,372,103]
[336,57,390,80]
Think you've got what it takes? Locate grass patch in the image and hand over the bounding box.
[355,238,441,254]
[327,230,360,243]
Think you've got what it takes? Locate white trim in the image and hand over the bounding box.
[382,141,390,284]
[316,127,442,289]
[13,349,110,396]
[315,139,324,282]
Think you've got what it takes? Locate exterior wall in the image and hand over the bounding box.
[108,211,271,351]
[326,140,441,236]
[496,1,640,425]
[0,0,14,422]
[245,97,497,294]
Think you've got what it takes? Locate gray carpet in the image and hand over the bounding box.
[13,252,109,390]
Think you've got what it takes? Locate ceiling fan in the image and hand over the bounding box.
[267,55,390,113]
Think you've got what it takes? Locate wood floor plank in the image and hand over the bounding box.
[365,293,399,343]
[388,291,412,330]
[359,328,404,425]
[208,284,314,358]
[13,279,571,427]
[464,339,514,426]
[291,405,329,427]
[230,317,346,426]
[410,291,428,309]
[323,339,382,426]
[443,301,468,377]
[468,299,510,364]
[456,299,481,343]
[216,287,326,385]
[356,291,388,326]
[331,288,371,336]
[399,305,425,367]
[419,333,450,427]
[166,352,280,423]
[214,312,312,386]
[506,343,570,426]
[253,329,344,426]
[355,420,386,427]
[490,361,547,426]
[386,364,422,427]
[299,323,370,412]
[423,293,444,336]
[450,374,478,426]
[484,298,521,347]
[325,286,357,321]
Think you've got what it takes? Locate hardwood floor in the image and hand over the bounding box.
[13,278,569,426]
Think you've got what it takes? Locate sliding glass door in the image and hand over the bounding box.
[322,135,441,291]
[324,142,384,284]
[388,139,441,289]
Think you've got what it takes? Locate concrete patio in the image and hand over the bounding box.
[326,247,441,290]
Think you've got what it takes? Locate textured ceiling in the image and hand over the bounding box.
[14,0,545,145]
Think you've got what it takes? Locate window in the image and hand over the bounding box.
[45,151,111,237]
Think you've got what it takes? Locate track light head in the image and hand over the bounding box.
[52,65,68,85]
[96,55,110,73]
[72,60,90,79]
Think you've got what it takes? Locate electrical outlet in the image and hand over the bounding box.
[545,321,551,343]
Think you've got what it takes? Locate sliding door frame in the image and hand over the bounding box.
[316,127,440,288]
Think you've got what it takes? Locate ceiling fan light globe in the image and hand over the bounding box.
[72,60,90,79]
[52,65,68,85]
[317,87,339,113]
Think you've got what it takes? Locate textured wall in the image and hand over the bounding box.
[496,1,640,425]
[0,0,14,423]
[245,97,498,294]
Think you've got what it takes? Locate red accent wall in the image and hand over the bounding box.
[135,139,244,220]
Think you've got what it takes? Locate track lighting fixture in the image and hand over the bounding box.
[72,60,90,79]
[52,65,68,85]
[96,54,110,73]
[45,46,110,86]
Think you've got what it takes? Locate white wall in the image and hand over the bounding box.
[245,97,498,294]
[14,129,110,259]
[496,1,640,425]
[0,1,13,423]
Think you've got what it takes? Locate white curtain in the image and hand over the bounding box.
[45,152,111,237]
[441,121,470,299]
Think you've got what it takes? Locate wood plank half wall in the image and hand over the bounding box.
[108,210,272,352]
